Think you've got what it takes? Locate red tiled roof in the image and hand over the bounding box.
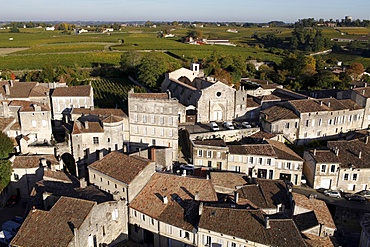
[0,81,38,99]
[210,172,247,190]
[12,155,58,169]
[262,105,299,122]
[268,140,303,161]
[88,152,153,184]
[129,93,169,100]
[130,173,217,229]
[72,108,125,117]
[0,117,15,132]
[11,197,95,247]
[72,121,103,134]
[52,85,92,97]
[229,144,276,157]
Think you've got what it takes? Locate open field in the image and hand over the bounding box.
[0,26,369,71]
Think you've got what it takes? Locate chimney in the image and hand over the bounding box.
[194,191,200,201]
[166,90,171,99]
[79,177,87,188]
[327,101,331,108]
[234,191,239,204]
[366,136,369,144]
[365,83,368,88]
[4,84,10,95]
[335,148,339,156]
[199,202,203,216]
[206,174,210,180]
[363,90,366,95]
[150,147,156,161]
[264,216,271,229]
[33,104,41,112]
[320,101,323,106]
[163,196,168,204]
[359,151,362,159]
[84,121,89,129]
[2,101,9,118]
[182,169,187,177]
[99,150,104,160]
[313,149,317,156]
[90,105,94,111]
[9,80,14,87]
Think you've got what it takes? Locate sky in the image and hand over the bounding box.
[1,0,369,23]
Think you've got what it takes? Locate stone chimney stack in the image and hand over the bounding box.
[199,202,204,216]
[359,151,362,159]
[264,216,271,229]
[194,191,200,201]
[365,136,369,145]
[163,196,168,204]
[4,84,10,95]
[84,121,89,129]
[99,150,104,160]
[313,149,317,156]
[327,101,331,108]
[234,191,239,204]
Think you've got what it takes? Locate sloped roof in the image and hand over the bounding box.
[0,117,15,132]
[52,85,92,97]
[72,121,104,134]
[293,192,336,229]
[268,140,303,161]
[72,108,126,117]
[262,105,299,122]
[210,172,247,190]
[12,155,58,169]
[199,207,306,247]
[193,138,227,147]
[129,93,169,100]
[11,197,95,247]
[88,152,153,184]
[0,81,38,99]
[229,144,276,157]
[327,139,370,168]
[289,98,347,113]
[307,149,341,164]
[130,173,217,230]
[236,179,290,209]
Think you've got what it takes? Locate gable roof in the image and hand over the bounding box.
[199,207,306,247]
[289,98,348,113]
[307,149,341,164]
[130,173,217,230]
[236,179,290,209]
[210,172,248,190]
[11,197,95,247]
[88,152,153,184]
[0,81,38,99]
[293,192,336,229]
[261,105,299,122]
[72,108,125,117]
[327,139,370,168]
[12,155,58,169]
[268,140,303,161]
[193,138,227,147]
[229,144,276,157]
[52,85,92,97]
[72,121,104,134]
[129,93,169,100]
[0,117,16,132]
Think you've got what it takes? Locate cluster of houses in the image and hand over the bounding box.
[2,63,370,246]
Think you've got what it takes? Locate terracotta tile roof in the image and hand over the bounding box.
[0,117,15,131]
[268,140,303,161]
[246,97,260,108]
[262,105,299,122]
[193,138,227,147]
[236,179,290,209]
[210,172,247,190]
[12,155,58,169]
[289,98,347,113]
[308,149,341,164]
[0,81,38,98]
[102,115,124,123]
[229,144,276,157]
[52,85,92,97]
[43,169,72,183]
[11,197,95,247]
[10,122,20,130]
[29,85,49,97]
[8,100,34,108]
[293,192,336,229]
[303,233,336,247]
[72,108,126,117]
[250,130,277,140]
[130,173,217,229]
[353,87,370,98]
[89,152,153,184]
[19,103,50,112]
[199,207,306,247]
[72,121,103,134]
[338,99,363,110]
[327,139,370,168]
[129,93,169,100]
[293,211,319,231]
[259,94,281,102]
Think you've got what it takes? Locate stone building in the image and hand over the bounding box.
[198,206,306,247]
[292,192,336,237]
[51,85,94,120]
[128,89,179,161]
[162,65,243,123]
[304,136,370,192]
[191,138,228,169]
[129,172,218,247]
[9,154,61,198]
[10,196,128,247]
[88,151,155,203]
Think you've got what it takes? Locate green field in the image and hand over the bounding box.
[0,26,369,71]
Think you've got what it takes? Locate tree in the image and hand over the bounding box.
[0,132,14,191]
[120,51,142,76]
[348,62,365,80]
[138,53,167,89]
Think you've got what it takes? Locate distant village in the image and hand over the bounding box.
[2,62,370,247]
